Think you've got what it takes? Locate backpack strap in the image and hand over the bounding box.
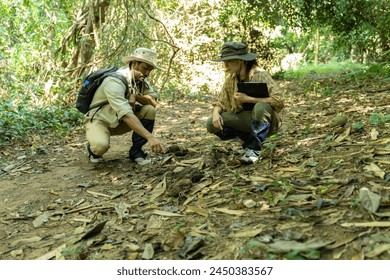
[89,73,129,122]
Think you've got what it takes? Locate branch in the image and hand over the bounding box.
[137,1,179,50]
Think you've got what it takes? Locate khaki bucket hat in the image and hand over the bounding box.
[212,42,258,62]
[122,48,164,70]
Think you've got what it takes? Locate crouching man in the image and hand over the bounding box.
[84,47,164,165]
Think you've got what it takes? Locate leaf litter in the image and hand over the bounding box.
[0,75,389,260]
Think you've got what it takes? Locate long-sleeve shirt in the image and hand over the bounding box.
[85,66,157,128]
[215,65,284,113]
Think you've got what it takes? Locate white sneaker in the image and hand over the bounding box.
[87,144,103,163]
[134,157,152,166]
[239,148,260,164]
[89,156,104,163]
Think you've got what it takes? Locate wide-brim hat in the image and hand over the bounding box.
[212,42,258,62]
[122,47,164,70]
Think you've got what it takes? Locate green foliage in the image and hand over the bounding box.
[369,111,390,127]
[282,60,368,79]
[0,96,82,143]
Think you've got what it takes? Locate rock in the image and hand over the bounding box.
[243,199,257,208]
[329,115,348,128]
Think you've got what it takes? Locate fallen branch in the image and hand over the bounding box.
[341,221,390,228]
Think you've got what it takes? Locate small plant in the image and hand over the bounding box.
[369,110,390,126]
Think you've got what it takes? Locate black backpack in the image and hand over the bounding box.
[76,66,129,114]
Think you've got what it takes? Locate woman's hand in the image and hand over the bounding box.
[234,92,249,103]
[212,111,224,131]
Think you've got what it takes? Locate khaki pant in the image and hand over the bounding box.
[85,104,156,156]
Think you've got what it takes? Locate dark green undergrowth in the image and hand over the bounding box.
[0,96,82,144]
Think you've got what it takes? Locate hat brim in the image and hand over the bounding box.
[122,56,164,70]
[212,53,258,62]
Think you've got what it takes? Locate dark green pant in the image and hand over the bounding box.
[206,102,279,135]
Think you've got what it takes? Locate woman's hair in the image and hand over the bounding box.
[245,59,259,72]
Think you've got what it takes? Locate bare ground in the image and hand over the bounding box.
[0,76,389,260]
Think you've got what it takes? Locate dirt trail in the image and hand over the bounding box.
[1,78,389,260]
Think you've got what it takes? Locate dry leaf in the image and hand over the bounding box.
[142,243,154,260]
[341,222,390,227]
[364,163,385,179]
[86,190,111,198]
[228,228,263,238]
[370,128,379,140]
[190,178,213,195]
[149,176,167,201]
[11,236,42,247]
[276,167,301,172]
[334,127,351,142]
[33,212,50,228]
[101,243,114,250]
[185,205,209,217]
[214,208,246,216]
[365,244,390,258]
[153,210,184,217]
[269,238,333,253]
[359,187,381,213]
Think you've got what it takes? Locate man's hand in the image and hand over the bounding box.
[147,136,164,154]
[136,95,158,107]
[131,69,144,81]
[129,94,136,110]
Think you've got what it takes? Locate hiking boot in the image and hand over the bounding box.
[239,148,260,164]
[133,157,152,166]
[129,119,155,166]
[87,144,103,163]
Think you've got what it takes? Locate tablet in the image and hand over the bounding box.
[237,82,269,97]
[237,82,269,111]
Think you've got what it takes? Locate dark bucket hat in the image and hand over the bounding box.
[212,42,258,62]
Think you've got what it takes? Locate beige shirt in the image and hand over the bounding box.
[85,67,157,128]
[215,66,283,113]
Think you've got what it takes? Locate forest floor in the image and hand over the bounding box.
[0,74,389,260]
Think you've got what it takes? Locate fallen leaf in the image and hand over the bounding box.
[86,190,111,198]
[364,163,385,179]
[101,243,114,250]
[214,208,246,216]
[228,228,263,238]
[33,212,50,228]
[341,222,390,227]
[370,128,379,140]
[359,187,381,213]
[269,238,333,253]
[334,127,351,142]
[149,176,167,201]
[10,249,23,257]
[11,236,42,247]
[189,178,213,195]
[185,205,209,217]
[276,167,301,172]
[81,220,107,240]
[142,243,154,260]
[153,210,184,217]
[365,244,390,258]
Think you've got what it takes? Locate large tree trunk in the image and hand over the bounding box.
[57,0,110,78]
